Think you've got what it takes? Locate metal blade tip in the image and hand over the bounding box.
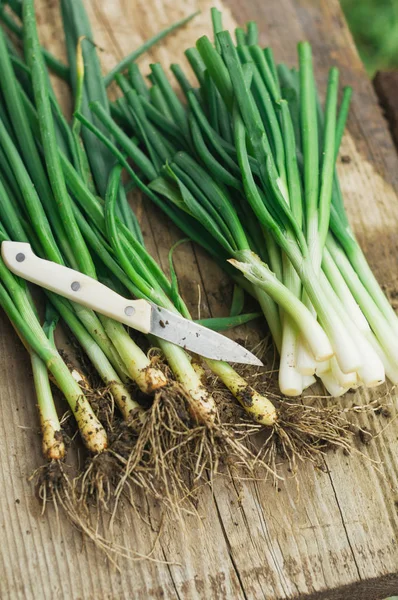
[242,353,263,367]
[149,305,264,366]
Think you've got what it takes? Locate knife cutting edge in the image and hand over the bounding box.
[1,241,263,366]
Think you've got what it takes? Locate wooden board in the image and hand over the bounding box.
[375,71,398,151]
[1,0,398,598]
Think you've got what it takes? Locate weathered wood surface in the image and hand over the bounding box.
[1,0,398,598]
[375,71,398,151]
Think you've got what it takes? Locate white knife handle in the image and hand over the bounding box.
[1,241,152,334]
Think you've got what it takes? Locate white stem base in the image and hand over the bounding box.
[331,357,357,389]
[230,252,333,363]
[279,316,303,397]
[158,340,216,423]
[303,375,316,390]
[320,371,349,398]
[207,359,277,425]
[296,338,316,375]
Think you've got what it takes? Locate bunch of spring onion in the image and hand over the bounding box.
[0,1,190,459]
[56,0,277,428]
[0,1,182,459]
[85,7,398,398]
[0,0,277,471]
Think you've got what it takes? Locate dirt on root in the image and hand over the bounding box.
[31,339,395,564]
[73,382,267,516]
[30,460,68,506]
[206,342,393,476]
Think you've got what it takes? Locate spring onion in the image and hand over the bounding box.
[61,0,277,427]
[85,8,398,400]
[0,227,107,453]
[0,1,283,497]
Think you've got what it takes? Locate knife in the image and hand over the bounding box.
[1,241,262,366]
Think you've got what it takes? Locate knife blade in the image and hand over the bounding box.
[1,241,263,366]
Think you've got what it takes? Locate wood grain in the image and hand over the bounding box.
[374,71,398,152]
[1,1,398,598]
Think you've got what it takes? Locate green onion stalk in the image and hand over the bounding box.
[0,96,165,401]
[59,0,214,424]
[279,55,396,391]
[9,306,66,461]
[211,31,393,393]
[0,225,107,454]
[229,33,304,395]
[0,163,141,422]
[200,31,387,393]
[31,351,66,460]
[35,305,66,460]
[82,69,334,389]
[0,9,162,440]
[106,164,216,425]
[0,26,130,389]
[204,32,364,383]
[74,108,277,427]
[0,1,70,80]
[293,42,330,380]
[108,163,277,426]
[3,0,168,396]
[2,0,196,397]
[60,0,277,426]
[88,11,395,398]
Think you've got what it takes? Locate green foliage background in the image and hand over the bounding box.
[341,0,398,76]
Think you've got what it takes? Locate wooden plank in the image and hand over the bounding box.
[0,0,398,599]
[374,71,398,151]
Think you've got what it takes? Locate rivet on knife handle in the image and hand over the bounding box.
[1,241,152,334]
